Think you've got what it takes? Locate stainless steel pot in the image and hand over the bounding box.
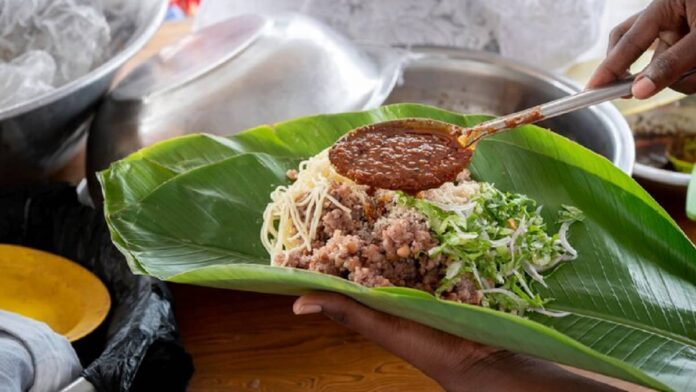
[0,0,168,184]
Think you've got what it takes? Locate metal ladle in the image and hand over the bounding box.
[331,70,696,192]
[456,69,696,148]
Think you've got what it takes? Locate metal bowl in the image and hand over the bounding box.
[626,96,696,191]
[386,47,635,174]
[0,0,168,184]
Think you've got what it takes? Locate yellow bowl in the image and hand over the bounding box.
[0,244,111,341]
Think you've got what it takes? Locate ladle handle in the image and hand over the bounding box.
[458,68,696,147]
[540,77,636,118]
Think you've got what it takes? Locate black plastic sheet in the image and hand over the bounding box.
[0,184,193,392]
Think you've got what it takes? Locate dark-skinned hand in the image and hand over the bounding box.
[588,0,696,98]
[294,292,623,392]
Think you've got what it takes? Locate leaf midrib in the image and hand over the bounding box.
[548,305,696,348]
[105,151,295,216]
[128,236,267,278]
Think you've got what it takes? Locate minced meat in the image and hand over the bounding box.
[275,182,482,304]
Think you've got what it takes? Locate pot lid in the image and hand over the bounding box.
[113,14,270,100]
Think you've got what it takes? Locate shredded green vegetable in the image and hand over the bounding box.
[398,183,584,316]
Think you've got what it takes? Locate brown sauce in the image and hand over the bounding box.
[503,106,544,129]
[329,121,472,192]
[455,107,545,148]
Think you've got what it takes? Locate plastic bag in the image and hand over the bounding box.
[196,0,605,71]
[0,0,110,107]
[0,51,55,108]
[196,0,497,50]
[0,184,193,392]
[482,0,605,71]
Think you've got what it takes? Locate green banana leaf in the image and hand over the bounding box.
[688,167,696,221]
[99,104,696,391]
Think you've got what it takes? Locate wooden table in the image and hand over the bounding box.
[59,20,695,392]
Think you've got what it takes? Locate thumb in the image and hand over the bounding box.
[294,291,395,332]
[633,32,696,99]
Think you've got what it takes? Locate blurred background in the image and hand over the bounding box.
[1,1,694,391]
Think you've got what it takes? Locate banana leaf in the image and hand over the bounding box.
[99,104,696,391]
[688,167,696,221]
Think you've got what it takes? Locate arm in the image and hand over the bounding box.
[294,292,623,392]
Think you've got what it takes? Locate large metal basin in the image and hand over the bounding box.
[0,0,168,184]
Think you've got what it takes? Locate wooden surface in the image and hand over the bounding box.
[60,20,695,392]
[171,287,443,391]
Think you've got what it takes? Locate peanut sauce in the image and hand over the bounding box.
[329,121,472,192]
[502,106,544,129]
[460,107,544,146]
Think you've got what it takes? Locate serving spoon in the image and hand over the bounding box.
[457,69,696,149]
[330,70,696,192]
